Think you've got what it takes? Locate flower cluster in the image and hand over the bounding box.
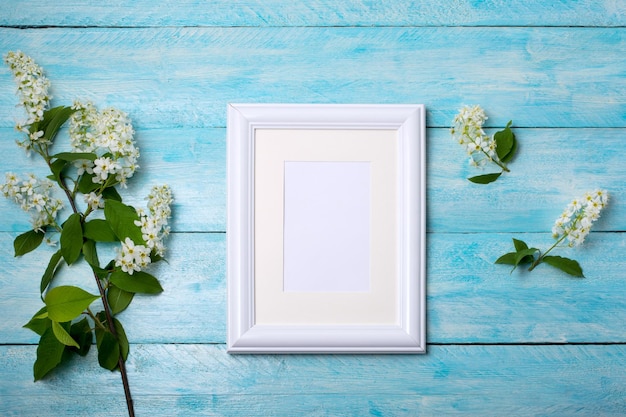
[140,184,173,256]
[1,172,63,230]
[69,101,139,188]
[450,105,498,168]
[4,51,51,125]
[4,51,52,153]
[84,191,105,211]
[115,185,173,274]
[552,189,609,246]
[4,51,173,414]
[497,188,609,277]
[115,238,152,275]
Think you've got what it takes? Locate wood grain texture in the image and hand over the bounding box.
[0,232,226,344]
[1,344,625,416]
[427,127,625,233]
[2,232,624,345]
[1,1,625,415]
[0,27,625,129]
[0,127,226,232]
[1,0,625,27]
[0,127,624,234]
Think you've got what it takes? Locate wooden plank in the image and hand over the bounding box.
[427,127,625,233]
[1,27,625,129]
[0,3,624,417]
[0,127,226,233]
[5,394,624,417]
[1,0,625,28]
[429,232,626,343]
[1,232,624,345]
[0,232,226,344]
[0,127,623,234]
[1,344,625,415]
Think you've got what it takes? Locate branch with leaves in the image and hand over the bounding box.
[451,105,517,184]
[1,51,173,417]
[496,190,608,277]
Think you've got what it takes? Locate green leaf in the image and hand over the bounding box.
[69,318,92,356]
[542,255,585,277]
[513,238,528,251]
[97,330,120,371]
[60,213,83,265]
[102,186,122,202]
[82,239,100,269]
[24,317,51,336]
[51,152,97,162]
[33,327,66,381]
[104,200,144,244]
[500,134,517,164]
[32,307,49,320]
[44,286,100,322]
[41,250,63,294]
[28,120,41,135]
[494,121,515,162]
[51,320,79,348]
[113,318,129,361]
[108,284,134,315]
[83,239,109,277]
[150,253,164,263]
[92,259,116,280]
[468,172,502,184]
[512,239,536,265]
[77,173,100,194]
[84,219,118,242]
[519,254,535,265]
[48,159,67,185]
[515,248,539,266]
[495,242,538,274]
[41,106,76,143]
[110,270,163,294]
[495,252,517,265]
[14,229,45,257]
[23,307,51,336]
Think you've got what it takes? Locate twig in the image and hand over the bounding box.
[93,270,135,417]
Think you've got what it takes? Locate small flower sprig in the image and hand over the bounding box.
[496,190,609,277]
[451,105,517,184]
[2,51,173,417]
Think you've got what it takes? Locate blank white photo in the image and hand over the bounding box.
[283,161,371,292]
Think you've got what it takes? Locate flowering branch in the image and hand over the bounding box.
[2,51,173,417]
[496,190,609,277]
[451,105,517,184]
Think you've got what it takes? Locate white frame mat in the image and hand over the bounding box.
[227,103,426,353]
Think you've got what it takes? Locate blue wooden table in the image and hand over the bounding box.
[1,1,625,415]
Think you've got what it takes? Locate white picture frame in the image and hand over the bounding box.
[227,103,426,353]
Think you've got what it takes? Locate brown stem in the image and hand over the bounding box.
[93,271,135,417]
[528,255,542,271]
[44,156,79,214]
[59,177,79,214]
[47,151,134,416]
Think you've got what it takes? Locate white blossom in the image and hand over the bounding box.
[134,185,173,257]
[92,156,121,183]
[70,101,139,187]
[451,105,499,168]
[114,186,173,275]
[552,189,609,246]
[4,51,51,126]
[74,159,94,175]
[84,192,105,210]
[115,237,152,275]
[1,172,63,229]
[29,130,45,143]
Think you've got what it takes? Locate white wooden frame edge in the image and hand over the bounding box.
[227,103,426,353]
